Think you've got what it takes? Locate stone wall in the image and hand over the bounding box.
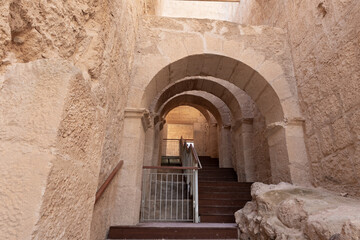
[252,107,272,183]
[0,0,151,239]
[87,1,149,239]
[237,0,360,196]
[0,59,97,240]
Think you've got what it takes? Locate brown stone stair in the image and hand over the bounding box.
[198,156,252,223]
[107,222,238,239]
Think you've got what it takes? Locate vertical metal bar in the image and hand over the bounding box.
[194,169,199,223]
[160,173,162,220]
[192,170,195,222]
[148,172,152,221]
[165,173,168,220]
[170,173,173,220]
[187,172,189,220]
[182,174,184,220]
[176,174,178,220]
[141,169,146,221]
[154,172,157,220]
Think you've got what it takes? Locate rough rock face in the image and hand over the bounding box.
[235,183,360,240]
[0,1,153,240]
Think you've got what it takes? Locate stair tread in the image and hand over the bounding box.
[108,223,238,239]
[197,157,251,225]
[201,213,236,216]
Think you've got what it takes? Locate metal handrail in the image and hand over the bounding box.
[143,166,200,170]
[190,145,202,169]
[180,137,202,169]
[179,137,201,223]
[95,160,124,204]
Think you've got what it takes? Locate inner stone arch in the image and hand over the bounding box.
[160,94,227,126]
[138,54,299,126]
[136,53,309,185]
[162,105,213,158]
[156,93,233,167]
[151,79,242,122]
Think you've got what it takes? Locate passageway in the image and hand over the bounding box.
[110,16,310,230]
[1,0,358,239]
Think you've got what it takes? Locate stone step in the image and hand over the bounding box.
[199,192,251,200]
[200,214,235,223]
[199,206,241,215]
[199,186,251,192]
[108,223,238,239]
[199,198,249,207]
[198,176,238,181]
[199,181,253,187]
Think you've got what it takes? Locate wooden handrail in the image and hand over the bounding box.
[95,160,124,204]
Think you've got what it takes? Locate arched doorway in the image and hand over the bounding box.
[113,21,310,224]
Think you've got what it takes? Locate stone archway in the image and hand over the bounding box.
[134,51,309,185]
[113,17,310,225]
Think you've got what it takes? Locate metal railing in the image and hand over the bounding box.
[141,137,201,223]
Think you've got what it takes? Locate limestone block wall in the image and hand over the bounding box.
[237,0,360,196]
[0,60,97,240]
[0,0,152,239]
[30,60,101,240]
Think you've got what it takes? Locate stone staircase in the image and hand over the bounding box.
[107,156,252,239]
[198,156,252,224]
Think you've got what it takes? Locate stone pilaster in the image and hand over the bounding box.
[266,118,311,186]
[219,124,233,168]
[111,108,149,225]
[232,118,254,182]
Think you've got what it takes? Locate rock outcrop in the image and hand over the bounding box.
[235,182,360,240]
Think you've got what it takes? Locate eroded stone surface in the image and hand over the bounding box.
[236,0,360,197]
[0,1,153,240]
[0,59,100,240]
[235,183,360,240]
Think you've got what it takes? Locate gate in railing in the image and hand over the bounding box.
[141,138,201,223]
